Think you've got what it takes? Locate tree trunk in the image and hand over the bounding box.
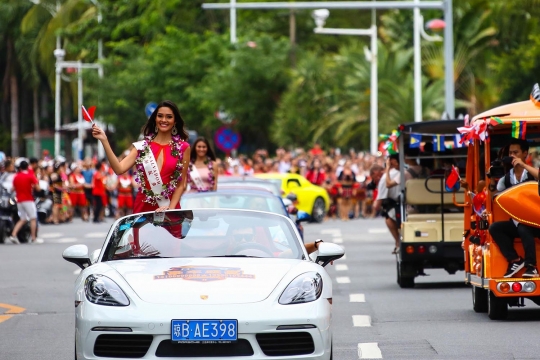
[33,88,41,158]
[10,74,19,157]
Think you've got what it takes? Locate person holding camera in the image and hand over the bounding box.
[487,138,540,278]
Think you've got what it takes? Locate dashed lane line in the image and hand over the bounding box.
[40,233,63,239]
[0,303,25,324]
[321,228,342,236]
[333,237,344,244]
[342,254,347,260]
[336,277,351,284]
[47,238,78,243]
[368,228,388,234]
[336,264,349,271]
[350,294,366,302]
[85,232,108,238]
[352,315,371,327]
[358,343,382,359]
[73,269,82,276]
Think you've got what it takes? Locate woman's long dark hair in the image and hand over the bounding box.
[190,137,217,162]
[141,100,189,141]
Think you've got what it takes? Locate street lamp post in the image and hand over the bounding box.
[312,10,378,155]
[54,48,66,158]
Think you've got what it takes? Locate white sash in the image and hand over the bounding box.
[133,141,170,220]
[190,165,205,191]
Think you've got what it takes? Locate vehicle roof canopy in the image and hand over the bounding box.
[400,119,463,136]
[472,99,540,124]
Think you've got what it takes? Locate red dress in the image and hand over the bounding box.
[133,141,188,214]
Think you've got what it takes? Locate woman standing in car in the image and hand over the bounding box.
[92,100,191,213]
[186,137,217,193]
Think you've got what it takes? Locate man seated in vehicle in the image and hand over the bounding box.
[487,138,540,278]
[230,224,323,258]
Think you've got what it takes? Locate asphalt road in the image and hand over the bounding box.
[2,217,540,360]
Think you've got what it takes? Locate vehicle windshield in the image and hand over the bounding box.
[102,210,303,261]
[218,180,280,196]
[181,193,285,214]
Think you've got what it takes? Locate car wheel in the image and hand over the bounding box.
[311,197,325,223]
[397,262,415,288]
[487,290,508,320]
[472,285,488,313]
[0,222,5,244]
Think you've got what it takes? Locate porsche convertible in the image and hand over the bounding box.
[64,209,344,359]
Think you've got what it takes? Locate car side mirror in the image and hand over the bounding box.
[89,249,101,264]
[62,244,91,269]
[314,242,344,267]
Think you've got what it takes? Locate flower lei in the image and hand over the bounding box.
[188,158,215,192]
[134,134,185,205]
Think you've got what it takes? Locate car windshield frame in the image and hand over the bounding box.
[181,192,287,215]
[217,179,281,196]
[99,209,306,262]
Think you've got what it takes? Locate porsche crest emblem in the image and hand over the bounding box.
[200,295,209,300]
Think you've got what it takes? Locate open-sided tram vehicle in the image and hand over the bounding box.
[396,120,467,288]
[460,91,540,320]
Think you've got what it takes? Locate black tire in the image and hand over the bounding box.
[472,285,488,313]
[0,222,5,244]
[487,290,508,320]
[311,197,326,223]
[17,225,31,244]
[397,261,415,288]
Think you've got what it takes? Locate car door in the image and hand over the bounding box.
[285,177,311,214]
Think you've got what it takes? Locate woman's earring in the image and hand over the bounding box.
[172,126,178,135]
[155,125,158,133]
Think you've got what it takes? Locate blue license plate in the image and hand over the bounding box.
[171,320,238,343]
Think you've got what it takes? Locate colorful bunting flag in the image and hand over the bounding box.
[433,135,445,152]
[453,134,463,148]
[489,116,504,126]
[511,121,527,139]
[410,134,421,149]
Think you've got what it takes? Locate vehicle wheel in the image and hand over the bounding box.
[17,226,31,244]
[397,262,415,288]
[487,290,508,320]
[472,285,488,313]
[311,197,326,223]
[0,222,5,244]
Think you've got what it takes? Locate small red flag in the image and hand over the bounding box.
[445,165,460,191]
[82,105,96,124]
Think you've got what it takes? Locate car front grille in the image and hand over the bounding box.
[256,332,315,356]
[155,339,254,357]
[93,334,153,358]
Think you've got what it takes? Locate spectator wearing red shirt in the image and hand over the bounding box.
[9,161,42,244]
[92,162,107,223]
[305,159,326,186]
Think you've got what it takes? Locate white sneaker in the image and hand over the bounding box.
[31,238,44,244]
[8,236,20,244]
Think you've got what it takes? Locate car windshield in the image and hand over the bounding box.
[218,180,280,196]
[102,210,303,261]
[181,193,285,214]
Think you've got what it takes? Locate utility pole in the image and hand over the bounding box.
[289,9,296,67]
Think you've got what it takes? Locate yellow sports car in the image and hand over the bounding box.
[255,173,330,223]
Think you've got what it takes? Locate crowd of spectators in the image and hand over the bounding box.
[0,144,387,224]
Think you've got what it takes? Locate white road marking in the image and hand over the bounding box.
[321,228,342,236]
[350,294,366,302]
[85,232,108,238]
[333,237,344,244]
[358,342,382,359]
[368,228,388,234]
[336,277,351,284]
[49,238,78,243]
[73,269,81,276]
[336,264,349,271]
[342,254,347,260]
[40,233,63,239]
[352,315,371,327]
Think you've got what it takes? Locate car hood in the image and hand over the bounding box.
[109,258,299,305]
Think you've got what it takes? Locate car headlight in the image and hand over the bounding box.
[279,272,322,305]
[84,275,130,306]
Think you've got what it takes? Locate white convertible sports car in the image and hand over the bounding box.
[63,209,344,360]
